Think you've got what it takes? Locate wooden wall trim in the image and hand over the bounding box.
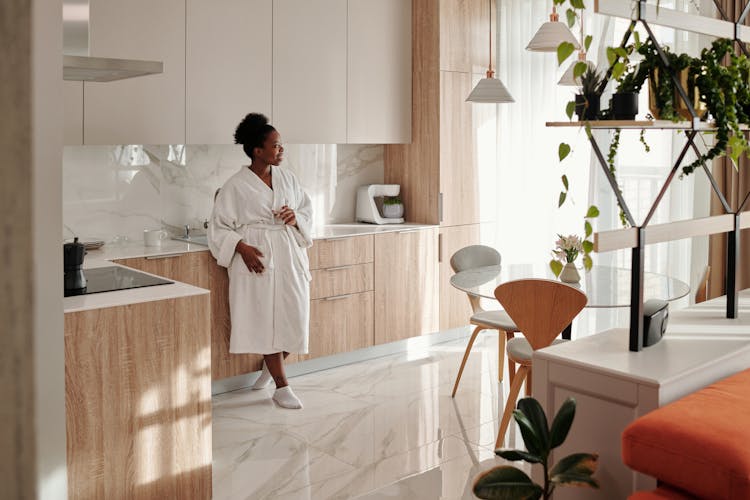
[384,0,440,224]
[0,0,35,497]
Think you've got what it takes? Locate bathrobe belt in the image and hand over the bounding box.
[242,221,311,281]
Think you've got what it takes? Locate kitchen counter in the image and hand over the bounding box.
[63,258,209,314]
[64,223,435,313]
[83,222,437,260]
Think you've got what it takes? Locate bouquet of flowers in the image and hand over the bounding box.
[550,233,593,278]
[553,234,583,264]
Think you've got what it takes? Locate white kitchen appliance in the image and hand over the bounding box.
[356,184,405,224]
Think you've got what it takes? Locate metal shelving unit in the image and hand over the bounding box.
[548,0,750,351]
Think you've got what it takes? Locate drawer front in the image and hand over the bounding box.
[308,235,373,269]
[302,291,374,360]
[310,262,373,299]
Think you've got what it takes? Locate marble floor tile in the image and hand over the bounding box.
[211,332,528,500]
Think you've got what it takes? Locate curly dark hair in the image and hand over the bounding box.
[234,113,277,160]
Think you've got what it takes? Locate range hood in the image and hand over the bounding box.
[63,0,163,82]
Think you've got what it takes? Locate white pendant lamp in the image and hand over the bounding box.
[558,51,595,86]
[526,5,580,52]
[467,0,514,103]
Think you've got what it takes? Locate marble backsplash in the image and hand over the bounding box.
[63,144,384,243]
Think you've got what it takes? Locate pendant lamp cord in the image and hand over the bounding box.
[488,0,494,76]
[488,0,492,73]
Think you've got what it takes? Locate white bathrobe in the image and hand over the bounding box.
[208,165,313,354]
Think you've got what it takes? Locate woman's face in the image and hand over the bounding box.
[254,130,284,166]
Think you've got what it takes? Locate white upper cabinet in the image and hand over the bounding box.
[347,0,411,144]
[186,0,273,145]
[85,0,185,145]
[272,0,348,144]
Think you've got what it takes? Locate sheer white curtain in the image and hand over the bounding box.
[492,0,609,264]
[494,0,708,334]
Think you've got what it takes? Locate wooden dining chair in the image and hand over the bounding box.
[695,265,711,304]
[494,279,587,448]
[450,245,520,398]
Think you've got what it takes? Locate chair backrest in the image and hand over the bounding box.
[695,265,711,304]
[450,245,501,273]
[494,279,587,351]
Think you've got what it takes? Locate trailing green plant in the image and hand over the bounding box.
[682,38,750,175]
[473,397,599,500]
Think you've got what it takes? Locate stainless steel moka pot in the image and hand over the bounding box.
[64,237,87,292]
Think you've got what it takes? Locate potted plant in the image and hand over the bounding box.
[381,195,404,219]
[575,67,604,120]
[473,397,599,500]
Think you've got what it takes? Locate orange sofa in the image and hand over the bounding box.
[622,368,750,499]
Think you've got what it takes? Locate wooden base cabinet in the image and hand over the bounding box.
[302,291,374,361]
[374,228,439,344]
[65,294,212,500]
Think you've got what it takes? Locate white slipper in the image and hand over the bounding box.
[272,386,303,409]
[251,362,272,390]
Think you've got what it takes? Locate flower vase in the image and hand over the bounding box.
[559,262,581,283]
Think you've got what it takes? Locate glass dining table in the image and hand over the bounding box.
[450,263,691,339]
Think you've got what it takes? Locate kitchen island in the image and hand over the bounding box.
[63,260,212,500]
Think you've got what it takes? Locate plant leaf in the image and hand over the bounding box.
[566,101,576,120]
[615,47,628,58]
[584,35,592,52]
[606,47,617,66]
[550,453,600,488]
[496,449,543,464]
[583,254,593,270]
[584,221,592,237]
[549,397,576,449]
[573,62,588,80]
[557,41,575,66]
[585,205,600,218]
[550,259,563,277]
[558,191,567,208]
[566,8,576,28]
[558,143,571,161]
[634,31,641,48]
[512,409,543,456]
[570,0,585,9]
[582,240,594,254]
[561,174,569,191]
[473,466,544,500]
[517,398,550,456]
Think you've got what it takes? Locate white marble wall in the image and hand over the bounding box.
[63,144,384,243]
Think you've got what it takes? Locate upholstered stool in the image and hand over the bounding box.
[622,368,750,500]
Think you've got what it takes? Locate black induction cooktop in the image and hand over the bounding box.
[64,266,173,297]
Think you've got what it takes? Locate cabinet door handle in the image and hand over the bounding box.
[324,265,354,271]
[439,192,443,223]
[145,253,184,260]
[323,293,354,301]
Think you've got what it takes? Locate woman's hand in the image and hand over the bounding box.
[236,241,265,273]
[275,205,297,227]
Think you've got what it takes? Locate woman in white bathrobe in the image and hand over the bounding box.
[208,113,313,409]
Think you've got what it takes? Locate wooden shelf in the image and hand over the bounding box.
[594,0,735,39]
[545,119,738,130]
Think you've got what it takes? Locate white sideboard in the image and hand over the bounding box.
[533,290,750,499]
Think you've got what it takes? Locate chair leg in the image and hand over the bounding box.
[497,329,507,383]
[506,332,516,385]
[496,365,529,449]
[525,369,532,397]
[452,325,484,398]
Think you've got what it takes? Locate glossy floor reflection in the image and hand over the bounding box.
[212,332,532,500]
